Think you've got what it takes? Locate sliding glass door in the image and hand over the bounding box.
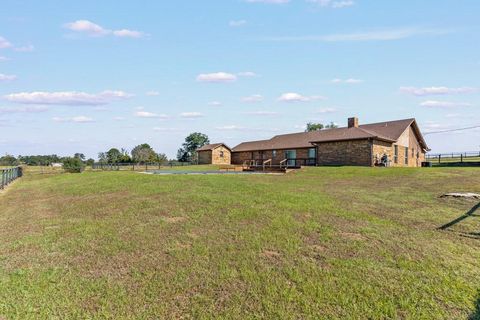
[285,150,296,167]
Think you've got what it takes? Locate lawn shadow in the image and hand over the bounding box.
[470,291,480,320]
[438,202,480,239]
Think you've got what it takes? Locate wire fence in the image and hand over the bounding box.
[91,162,194,171]
[1,166,23,189]
[426,151,480,165]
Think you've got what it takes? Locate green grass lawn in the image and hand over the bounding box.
[1,167,479,319]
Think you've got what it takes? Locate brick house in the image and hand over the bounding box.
[197,143,232,165]
[229,117,429,167]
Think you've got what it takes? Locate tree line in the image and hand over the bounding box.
[1,123,336,167]
[0,132,211,167]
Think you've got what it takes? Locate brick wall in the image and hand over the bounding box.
[232,151,252,165]
[317,140,372,166]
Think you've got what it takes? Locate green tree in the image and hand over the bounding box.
[156,153,168,165]
[131,143,156,163]
[177,132,210,163]
[63,157,85,173]
[106,148,122,164]
[86,158,95,166]
[305,122,324,132]
[324,122,338,129]
[0,154,17,166]
[74,153,86,161]
[305,122,338,132]
[98,152,107,164]
[119,148,132,163]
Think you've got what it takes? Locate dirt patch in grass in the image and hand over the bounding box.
[161,216,187,223]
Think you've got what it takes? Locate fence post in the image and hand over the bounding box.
[461,154,463,163]
[438,155,441,164]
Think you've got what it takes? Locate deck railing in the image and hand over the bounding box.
[1,166,23,189]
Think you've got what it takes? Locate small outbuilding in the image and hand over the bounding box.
[197,143,232,165]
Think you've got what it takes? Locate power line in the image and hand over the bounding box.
[423,125,480,135]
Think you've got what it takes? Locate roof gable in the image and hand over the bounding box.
[232,118,429,152]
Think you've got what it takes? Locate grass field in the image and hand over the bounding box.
[1,167,479,319]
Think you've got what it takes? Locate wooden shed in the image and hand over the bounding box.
[197,143,232,165]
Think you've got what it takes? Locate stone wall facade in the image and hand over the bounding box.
[372,136,425,168]
[212,146,231,165]
[198,146,231,165]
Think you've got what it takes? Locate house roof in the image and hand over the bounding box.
[232,118,429,152]
[197,143,231,152]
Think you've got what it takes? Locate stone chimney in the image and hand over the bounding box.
[348,117,359,128]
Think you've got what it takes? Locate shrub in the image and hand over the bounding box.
[63,157,85,173]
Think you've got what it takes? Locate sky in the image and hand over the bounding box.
[1,0,479,159]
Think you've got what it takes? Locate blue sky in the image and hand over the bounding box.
[1,0,479,159]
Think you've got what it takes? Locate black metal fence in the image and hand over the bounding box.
[426,152,480,166]
[1,166,23,189]
[92,162,193,171]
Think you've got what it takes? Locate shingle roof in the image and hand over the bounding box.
[197,143,231,152]
[232,118,428,152]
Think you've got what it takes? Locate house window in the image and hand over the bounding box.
[219,151,224,158]
[394,145,398,164]
[405,147,409,165]
[272,150,277,158]
[412,147,415,158]
[308,148,316,159]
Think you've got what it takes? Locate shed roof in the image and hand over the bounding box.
[197,143,231,152]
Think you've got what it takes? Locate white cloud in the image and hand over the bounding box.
[0,56,10,61]
[307,0,355,8]
[153,127,181,132]
[113,29,144,38]
[208,101,222,106]
[242,94,264,103]
[216,125,246,130]
[180,112,204,118]
[400,86,478,96]
[64,20,144,38]
[332,78,363,84]
[237,71,257,77]
[229,20,247,27]
[0,73,17,81]
[64,20,109,36]
[14,45,34,52]
[53,115,94,123]
[0,36,12,49]
[113,116,125,121]
[265,27,451,42]
[420,100,473,108]
[278,92,326,102]
[0,106,48,114]
[196,72,237,83]
[4,90,132,106]
[244,110,279,116]
[146,90,160,96]
[135,111,169,119]
[246,0,290,3]
[315,107,337,113]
